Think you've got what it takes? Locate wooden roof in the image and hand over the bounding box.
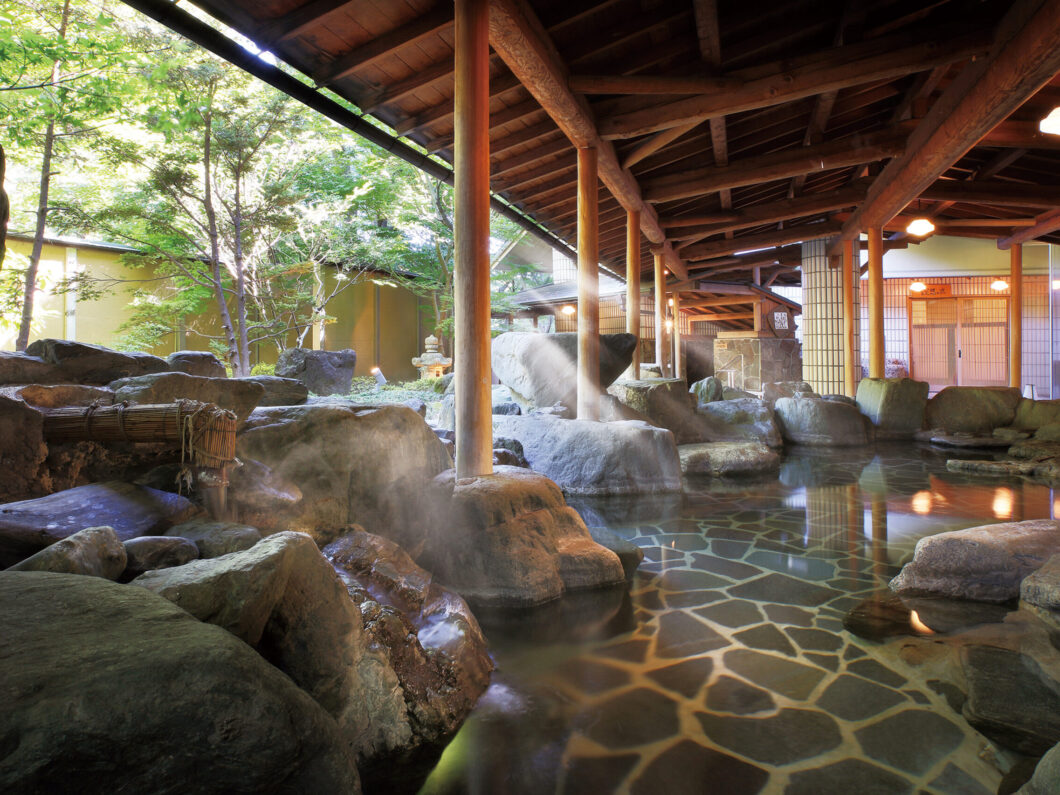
[136,0,1060,293]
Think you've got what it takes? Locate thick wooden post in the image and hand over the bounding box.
[867,227,885,378]
[577,146,600,420]
[1011,243,1023,389]
[654,252,666,376]
[672,289,682,380]
[842,239,857,396]
[626,209,641,379]
[453,0,492,477]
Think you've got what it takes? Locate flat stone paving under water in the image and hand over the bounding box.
[417,443,1055,794]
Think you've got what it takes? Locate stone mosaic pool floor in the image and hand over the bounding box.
[418,444,1056,794]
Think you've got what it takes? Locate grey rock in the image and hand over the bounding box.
[1017,741,1060,795]
[109,371,264,426]
[492,413,682,496]
[822,394,857,405]
[775,394,874,446]
[0,383,113,409]
[276,348,357,396]
[697,398,782,447]
[438,393,455,430]
[608,379,702,443]
[924,386,1022,435]
[418,467,625,606]
[164,519,261,558]
[490,331,636,412]
[762,380,814,407]
[722,387,756,400]
[1014,399,1060,432]
[690,375,725,404]
[121,536,199,580]
[678,441,780,476]
[0,395,47,503]
[7,525,126,580]
[492,401,521,415]
[891,519,1060,602]
[856,377,929,439]
[0,349,61,385]
[238,375,309,406]
[238,404,450,551]
[598,393,653,423]
[165,350,226,378]
[0,481,197,569]
[0,571,360,793]
[25,339,168,385]
[403,397,427,417]
[1021,554,1060,611]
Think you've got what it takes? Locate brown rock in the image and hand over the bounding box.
[0,395,49,503]
[0,383,113,409]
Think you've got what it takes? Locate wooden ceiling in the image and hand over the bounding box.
[143,0,1060,291]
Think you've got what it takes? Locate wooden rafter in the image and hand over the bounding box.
[682,221,845,261]
[998,208,1060,250]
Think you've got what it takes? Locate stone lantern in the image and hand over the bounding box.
[412,334,452,379]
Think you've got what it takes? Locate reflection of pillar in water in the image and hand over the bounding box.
[806,485,853,550]
[842,483,862,583]
[871,494,888,581]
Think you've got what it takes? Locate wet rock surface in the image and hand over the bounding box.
[0,571,361,794]
[0,481,197,568]
[276,347,357,396]
[26,338,168,385]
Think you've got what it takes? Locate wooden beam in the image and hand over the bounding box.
[1010,243,1023,389]
[920,181,1060,208]
[867,226,884,378]
[979,120,1060,151]
[626,209,641,378]
[453,0,492,477]
[622,121,701,170]
[680,295,755,309]
[662,210,744,228]
[577,147,600,420]
[643,130,906,204]
[314,6,454,86]
[570,74,738,94]
[598,31,990,139]
[834,0,1060,247]
[997,208,1060,249]
[689,312,756,322]
[488,0,686,279]
[258,0,355,44]
[682,221,845,262]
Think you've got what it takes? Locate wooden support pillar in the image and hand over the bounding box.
[753,299,763,333]
[453,0,492,477]
[654,252,666,376]
[577,146,600,420]
[867,226,885,379]
[671,289,682,380]
[1011,243,1023,389]
[626,209,641,379]
[842,239,857,397]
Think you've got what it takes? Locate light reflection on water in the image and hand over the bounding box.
[416,443,1056,795]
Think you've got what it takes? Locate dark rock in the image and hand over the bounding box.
[0,571,360,793]
[587,525,643,579]
[1017,741,1060,795]
[121,535,198,580]
[855,709,966,775]
[25,339,168,385]
[417,467,624,607]
[165,350,226,378]
[816,674,906,721]
[493,447,525,467]
[690,375,725,404]
[629,740,769,795]
[696,398,782,447]
[890,519,1060,602]
[925,385,1022,435]
[276,347,357,396]
[0,349,61,385]
[775,394,874,446]
[0,481,197,568]
[238,375,308,406]
[7,525,126,579]
[490,331,636,412]
[704,675,776,714]
[164,519,261,558]
[109,371,264,426]
[696,708,841,765]
[0,395,48,503]
[645,657,714,699]
[582,688,679,749]
[492,400,521,415]
[856,377,929,439]
[785,759,912,795]
[1022,553,1060,610]
[238,404,449,551]
[491,413,681,496]
[722,648,826,700]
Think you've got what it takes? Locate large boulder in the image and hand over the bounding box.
[775,394,874,446]
[856,377,929,439]
[0,350,61,385]
[7,525,126,579]
[418,467,625,606]
[0,571,360,793]
[0,383,113,409]
[924,386,1022,435]
[491,414,682,496]
[0,481,197,568]
[689,375,724,405]
[696,397,783,447]
[890,519,1060,603]
[1018,741,1060,794]
[276,348,357,396]
[164,518,262,558]
[607,378,703,443]
[165,350,226,378]
[109,371,264,426]
[490,331,636,412]
[325,528,493,745]
[762,380,814,407]
[25,339,168,385]
[1013,399,1060,433]
[678,441,780,476]
[121,535,198,580]
[0,395,48,503]
[228,458,304,520]
[238,374,309,406]
[237,404,450,551]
